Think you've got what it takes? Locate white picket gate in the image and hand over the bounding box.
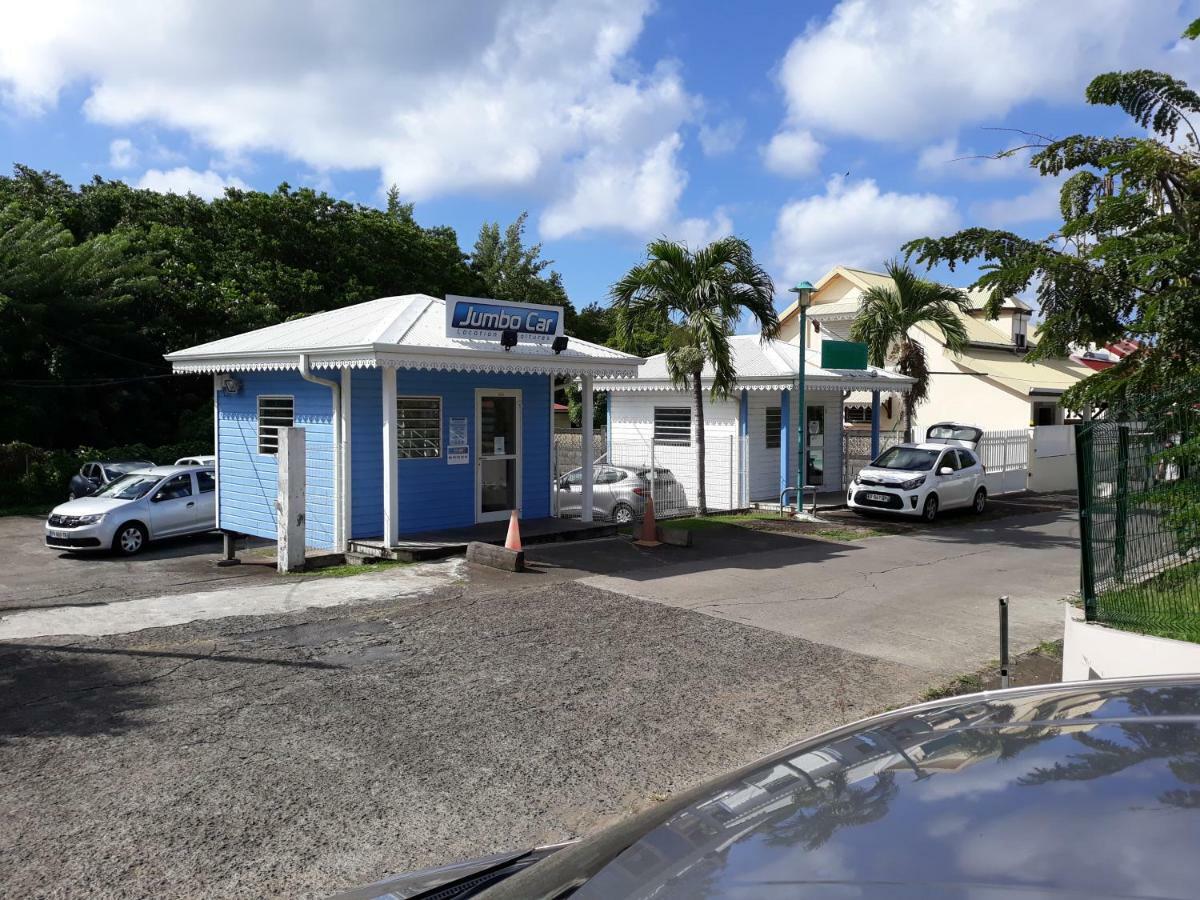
[976,428,1030,495]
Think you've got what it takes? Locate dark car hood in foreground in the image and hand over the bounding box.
[338,678,1200,899]
[485,678,1200,899]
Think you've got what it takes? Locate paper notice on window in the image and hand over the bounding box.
[494,436,505,454]
[449,417,468,448]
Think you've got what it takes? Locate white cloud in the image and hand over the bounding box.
[108,137,137,169]
[772,176,959,282]
[763,128,825,177]
[772,0,1197,143]
[0,0,699,238]
[540,135,687,239]
[971,180,1062,227]
[136,166,248,200]
[698,118,743,157]
[671,207,734,248]
[916,137,1031,180]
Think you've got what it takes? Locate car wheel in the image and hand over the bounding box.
[113,522,148,556]
[972,487,987,514]
[922,495,939,523]
[612,502,635,525]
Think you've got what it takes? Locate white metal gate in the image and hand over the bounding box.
[976,429,1030,495]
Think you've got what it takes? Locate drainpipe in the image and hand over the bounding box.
[299,354,344,552]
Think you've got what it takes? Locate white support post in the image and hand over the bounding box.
[340,367,353,549]
[212,373,222,532]
[581,374,594,522]
[277,426,306,573]
[382,367,398,545]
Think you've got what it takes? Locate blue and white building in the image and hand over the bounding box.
[166,294,642,550]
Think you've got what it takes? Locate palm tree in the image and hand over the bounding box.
[611,237,778,514]
[850,260,972,442]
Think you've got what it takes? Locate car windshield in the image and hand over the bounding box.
[93,473,160,500]
[871,447,940,471]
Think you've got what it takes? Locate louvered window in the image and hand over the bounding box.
[397,397,442,459]
[766,407,781,449]
[257,396,294,454]
[653,407,691,447]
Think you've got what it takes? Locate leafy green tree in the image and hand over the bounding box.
[849,261,971,442]
[611,237,777,513]
[470,212,576,325]
[904,25,1200,410]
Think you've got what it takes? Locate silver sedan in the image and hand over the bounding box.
[45,465,216,555]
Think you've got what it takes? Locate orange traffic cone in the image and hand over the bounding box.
[505,509,522,551]
[634,493,661,547]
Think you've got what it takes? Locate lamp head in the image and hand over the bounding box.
[789,280,815,309]
[551,335,569,355]
[500,328,518,351]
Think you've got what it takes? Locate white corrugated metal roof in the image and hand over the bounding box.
[166,294,643,378]
[599,334,913,393]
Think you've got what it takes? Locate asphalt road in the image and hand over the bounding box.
[0,515,287,614]
[0,580,920,900]
[0,503,1080,899]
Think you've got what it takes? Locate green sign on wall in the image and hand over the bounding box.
[820,340,869,370]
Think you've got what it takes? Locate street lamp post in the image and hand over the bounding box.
[789,281,814,515]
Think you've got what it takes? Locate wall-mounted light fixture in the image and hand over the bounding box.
[551,335,569,355]
[221,375,243,395]
[500,328,519,351]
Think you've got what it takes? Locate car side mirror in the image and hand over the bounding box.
[938,466,954,476]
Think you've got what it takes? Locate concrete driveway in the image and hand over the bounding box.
[520,505,1080,676]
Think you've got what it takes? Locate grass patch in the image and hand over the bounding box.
[920,674,984,702]
[299,559,414,578]
[1095,558,1200,643]
[659,511,781,531]
[0,504,52,518]
[811,526,886,541]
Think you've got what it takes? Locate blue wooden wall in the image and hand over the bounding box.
[216,371,336,548]
[391,369,551,535]
[217,367,552,544]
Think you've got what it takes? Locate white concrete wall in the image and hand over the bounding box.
[1062,606,1200,680]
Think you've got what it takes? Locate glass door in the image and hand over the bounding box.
[476,390,522,522]
[806,404,825,487]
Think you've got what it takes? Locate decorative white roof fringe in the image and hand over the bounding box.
[166,293,643,377]
[602,376,911,393]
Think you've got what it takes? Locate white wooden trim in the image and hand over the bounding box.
[580,374,593,523]
[212,373,221,531]
[382,369,398,544]
[340,367,352,547]
[475,388,522,523]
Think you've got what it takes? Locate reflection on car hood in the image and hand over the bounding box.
[484,679,1200,900]
[857,466,926,483]
[50,497,135,517]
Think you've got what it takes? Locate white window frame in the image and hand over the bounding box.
[653,406,691,447]
[396,395,443,460]
[257,395,294,455]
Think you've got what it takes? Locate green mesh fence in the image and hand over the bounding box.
[1076,382,1200,642]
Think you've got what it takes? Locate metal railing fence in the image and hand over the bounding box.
[1076,381,1200,641]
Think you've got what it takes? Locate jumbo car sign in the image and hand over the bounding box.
[445,296,564,344]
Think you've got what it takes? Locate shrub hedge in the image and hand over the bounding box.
[0,441,210,508]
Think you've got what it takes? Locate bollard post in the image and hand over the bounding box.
[999,595,1010,689]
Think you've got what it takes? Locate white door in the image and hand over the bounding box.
[476,390,522,523]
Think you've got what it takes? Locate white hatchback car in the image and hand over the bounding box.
[45,465,216,555]
[847,442,987,521]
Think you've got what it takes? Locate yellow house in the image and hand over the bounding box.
[777,266,1095,439]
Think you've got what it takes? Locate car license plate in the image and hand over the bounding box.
[47,529,69,539]
[865,492,890,502]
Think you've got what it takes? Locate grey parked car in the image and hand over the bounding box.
[556,465,683,524]
[67,460,154,500]
[336,676,1200,899]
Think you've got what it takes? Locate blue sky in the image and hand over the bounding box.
[2,0,1199,318]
